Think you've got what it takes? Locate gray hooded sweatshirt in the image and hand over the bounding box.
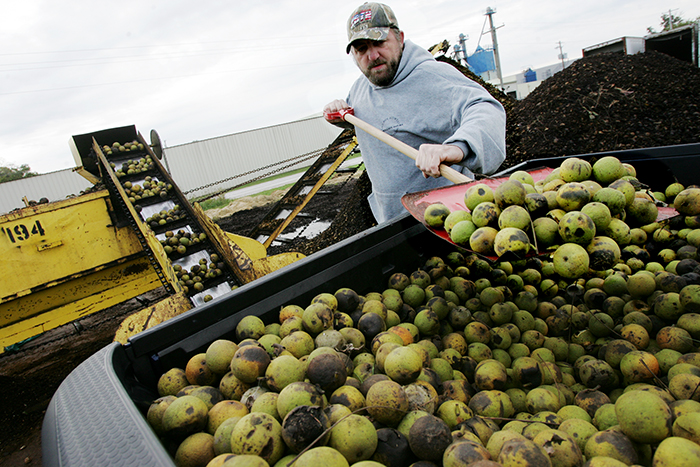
[346,39,506,223]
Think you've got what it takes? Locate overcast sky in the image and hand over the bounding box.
[2,1,698,175]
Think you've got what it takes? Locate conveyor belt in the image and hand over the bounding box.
[84,130,245,307]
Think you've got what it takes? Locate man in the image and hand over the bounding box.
[324,2,506,223]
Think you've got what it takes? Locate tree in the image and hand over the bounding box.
[648,12,700,34]
[0,164,38,183]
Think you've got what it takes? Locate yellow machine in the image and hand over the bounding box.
[0,125,320,352]
[0,190,162,349]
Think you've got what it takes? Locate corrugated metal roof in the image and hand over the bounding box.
[0,114,342,214]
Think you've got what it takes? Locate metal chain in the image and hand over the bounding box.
[184,147,327,197]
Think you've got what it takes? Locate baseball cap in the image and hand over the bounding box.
[346,2,399,53]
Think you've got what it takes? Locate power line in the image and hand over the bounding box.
[0,33,342,57]
[0,58,346,96]
[0,40,341,72]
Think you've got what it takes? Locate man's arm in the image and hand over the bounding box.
[324,99,469,179]
[445,91,507,176]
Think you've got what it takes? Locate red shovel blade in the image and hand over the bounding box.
[401,167,554,261]
[401,167,679,262]
[401,167,555,227]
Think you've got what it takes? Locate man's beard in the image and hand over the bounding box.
[364,54,401,86]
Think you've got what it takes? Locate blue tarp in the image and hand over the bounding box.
[467,46,496,75]
[524,68,537,82]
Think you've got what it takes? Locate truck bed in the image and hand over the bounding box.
[42,143,700,466]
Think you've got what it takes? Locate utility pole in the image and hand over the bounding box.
[667,9,676,30]
[453,33,469,66]
[556,41,567,69]
[485,7,504,90]
[459,33,469,63]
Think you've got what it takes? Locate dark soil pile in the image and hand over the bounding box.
[216,173,375,257]
[0,289,168,464]
[502,50,700,170]
[288,171,375,256]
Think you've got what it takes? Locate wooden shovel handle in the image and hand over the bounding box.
[338,111,473,185]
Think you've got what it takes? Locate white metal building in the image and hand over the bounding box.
[0,114,343,215]
[492,61,572,101]
[0,168,93,215]
[163,114,342,199]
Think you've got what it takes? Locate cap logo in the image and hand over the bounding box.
[351,9,373,28]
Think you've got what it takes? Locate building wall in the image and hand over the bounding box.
[0,169,93,215]
[582,37,645,57]
[162,114,343,198]
[491,61,572,100]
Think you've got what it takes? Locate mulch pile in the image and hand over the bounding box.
[286,171,375,256]
[216,173,373,257]
[219,50,700,255]
[502,50,700,170]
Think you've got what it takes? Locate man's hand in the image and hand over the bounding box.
[416,144,465,178]
[323,99,351,123]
